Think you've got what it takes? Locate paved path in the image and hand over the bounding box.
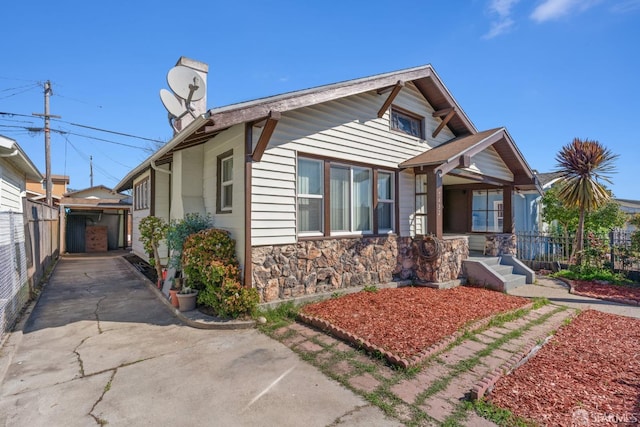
[0,253,396,426]
[508,276,640,319]
[272,303,577,426]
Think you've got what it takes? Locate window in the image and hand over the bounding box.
[391,108,423,138]
[134,177,149,210]
[377,171,394,232]
[217,150,233,213]
[297,156,395,236]
[414,174,428,235]
[471,190,503,232]
[297,158,324,234]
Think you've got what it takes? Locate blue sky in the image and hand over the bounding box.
[1,0,639,199]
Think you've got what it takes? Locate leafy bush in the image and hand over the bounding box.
[138,216,168,280]
[181,228,238,288]
[198,279,259,319]
[165,213,212,270]
[182,228,257,318]
[552,264,630,285]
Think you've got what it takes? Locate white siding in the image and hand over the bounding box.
[466,146,513,182]
[0,161,25,213]
[249,83,454,245]
[203,125,246,266]
[132,171,151,261]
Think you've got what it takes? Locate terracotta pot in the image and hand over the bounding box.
[176,291,198,312]
[168,289,180,308]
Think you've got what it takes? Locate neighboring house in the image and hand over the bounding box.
[0,135,42,338]
[25,174,69,206]
[115,59,540,302]
[60,185,132,253]
[615,199,640,232]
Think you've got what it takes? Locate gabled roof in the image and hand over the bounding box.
[0,135,42,181]
[64,185,127,199]
[535,171,564,188]
[115,64,477,191]
[400,128,540,191]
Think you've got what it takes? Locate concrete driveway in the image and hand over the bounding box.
[0,253,397,427]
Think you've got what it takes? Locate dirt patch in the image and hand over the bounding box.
[571,280,640,305]
[488,310,640,426]
[299,286,529,360]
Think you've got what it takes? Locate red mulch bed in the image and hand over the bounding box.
[571,280,640,305]
[299,286,529,359]
[489,310,640,426]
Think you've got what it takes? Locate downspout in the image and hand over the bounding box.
[0,149,19,157]
[150,159,171,174]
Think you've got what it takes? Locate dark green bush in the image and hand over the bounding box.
[182,228,258,318]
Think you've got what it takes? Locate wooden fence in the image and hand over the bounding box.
[0,200,59,341]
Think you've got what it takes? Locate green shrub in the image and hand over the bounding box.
[182,228,238,289]
[138,216,168,280]
[165,213,212,270]
[552,264,630,284]
[182,228,258,318]
[198,278,259,319]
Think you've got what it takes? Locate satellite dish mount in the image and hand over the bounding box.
[160,65,207,132]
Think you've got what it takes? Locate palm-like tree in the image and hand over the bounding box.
[554,138,618,265]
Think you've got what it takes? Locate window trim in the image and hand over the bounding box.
[471,189,503,233]
[377,170,395,234]
[297,157,324,237]
[216,150,234,214]
[390,106,424,139]
[296,154,397,238]
[133,177,150,211]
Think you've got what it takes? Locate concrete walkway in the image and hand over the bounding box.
[0,253,397,426]
[508,276,640,319]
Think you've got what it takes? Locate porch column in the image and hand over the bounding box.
[425,166,443,238]
[502,184,513,233]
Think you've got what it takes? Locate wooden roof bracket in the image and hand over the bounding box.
[431,107,456,138]
[251,111,281,162]
[377,80,405,118]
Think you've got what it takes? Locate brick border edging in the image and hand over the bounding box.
[470,309,580,401]
[555,277,640,307]
[297,301,534,369]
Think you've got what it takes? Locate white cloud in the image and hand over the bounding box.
[484,0,520,39]
[530,0,602,22]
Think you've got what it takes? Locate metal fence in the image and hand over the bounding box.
[515,229,639,275]
[0,201,59,341]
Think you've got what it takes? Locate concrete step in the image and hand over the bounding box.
[503,273,527,291]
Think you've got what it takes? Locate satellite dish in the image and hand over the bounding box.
[167,65,206,102]
[160,89,188,118]
[159,89,186,118]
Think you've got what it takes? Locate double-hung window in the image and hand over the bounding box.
[297,158,324,235]
[377,171,394,233]
[217,151,233,213]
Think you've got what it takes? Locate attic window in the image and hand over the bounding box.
[391,108,423,139]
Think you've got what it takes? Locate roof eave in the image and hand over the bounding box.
[114,114,210,192]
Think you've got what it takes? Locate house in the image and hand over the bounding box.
[115,58,540,302]
[59,185,132,253]
[615,199,640,232]
[0,135,43,338]
[25,174,70,206]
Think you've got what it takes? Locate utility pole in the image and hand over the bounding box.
[90,155,93,187]
[33,81,61,206]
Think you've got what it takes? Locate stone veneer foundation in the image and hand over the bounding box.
[252,234,471,302]
[483,233,517,257]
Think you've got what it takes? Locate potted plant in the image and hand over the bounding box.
[168,277,183,309]
[138,216,168,287]
[175,284,198,312]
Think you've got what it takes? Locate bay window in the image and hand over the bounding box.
[297,156,395,236]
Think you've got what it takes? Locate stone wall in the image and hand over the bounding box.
[483,233,517,257]
[252,234,471,302]
[252,236,399,302]
[396,236,469,284]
